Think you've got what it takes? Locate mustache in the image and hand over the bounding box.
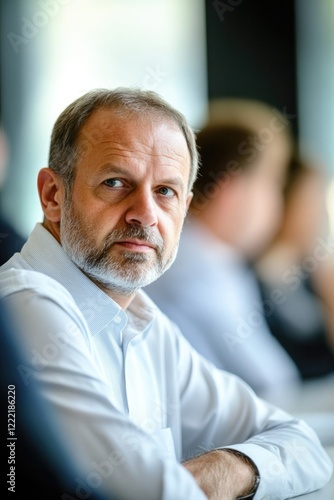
[103,226,164,252]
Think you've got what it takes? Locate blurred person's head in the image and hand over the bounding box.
[208,97,294,150]
[207,97,294,191]
[273,153,329,258]
[190,120,290,260]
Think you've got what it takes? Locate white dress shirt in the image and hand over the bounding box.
[0,223,332,499]
[145,217,301,402]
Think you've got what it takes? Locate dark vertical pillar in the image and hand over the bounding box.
[204,0,298,138]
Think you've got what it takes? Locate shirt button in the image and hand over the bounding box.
[114,316,121,324]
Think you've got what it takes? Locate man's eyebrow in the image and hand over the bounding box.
[158,176,185,189]
[98,165,185,189]
[97,165,131,176]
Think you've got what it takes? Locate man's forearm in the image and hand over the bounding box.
[183,449,258,500]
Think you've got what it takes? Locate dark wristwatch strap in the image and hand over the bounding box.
[222,448,261,499]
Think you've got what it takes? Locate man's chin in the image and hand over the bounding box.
[120,251,153,263]
[83,265,162,293]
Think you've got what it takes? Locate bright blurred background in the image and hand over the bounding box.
[1,1,334,487]
[0,0,334,240]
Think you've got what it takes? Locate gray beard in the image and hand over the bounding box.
[60,202,178,295]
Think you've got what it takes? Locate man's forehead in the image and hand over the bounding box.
[82,107,176,137]
[79,108,133,146]
[79,107,189,160]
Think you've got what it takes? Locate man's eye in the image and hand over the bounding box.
[158,186,175,197]
[103,178,124,188]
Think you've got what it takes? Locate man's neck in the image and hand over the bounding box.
[88,276,137,309]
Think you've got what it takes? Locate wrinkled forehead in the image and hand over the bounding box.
[78,107,188,158]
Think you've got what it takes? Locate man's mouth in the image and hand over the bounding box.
[114,239,155,252]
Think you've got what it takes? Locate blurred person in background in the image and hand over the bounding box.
[145,99,302,403]
[0,125,26,264]
[255,152,334,380]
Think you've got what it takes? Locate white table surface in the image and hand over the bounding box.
[267,374,334,447]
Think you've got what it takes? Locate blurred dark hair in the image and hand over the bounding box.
[283,151,324,202]
[191,123,260,210]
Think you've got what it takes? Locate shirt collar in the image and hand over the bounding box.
[21,223,158,336]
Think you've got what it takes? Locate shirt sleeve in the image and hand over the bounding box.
[2,284,207,500]
[174,324,333,499]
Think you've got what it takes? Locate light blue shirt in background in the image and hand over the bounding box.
[145,217,301,402]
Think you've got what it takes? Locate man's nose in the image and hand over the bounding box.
[124,188,159,227]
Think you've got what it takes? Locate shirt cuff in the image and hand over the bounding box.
[217,443,288,499]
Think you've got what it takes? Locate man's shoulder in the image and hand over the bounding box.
[0,266,74,304]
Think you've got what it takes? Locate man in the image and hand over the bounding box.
[0,88,332,500]
[145,119,301,403]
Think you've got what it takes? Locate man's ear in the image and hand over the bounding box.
[186,192,193,212]
[37,168,64,223]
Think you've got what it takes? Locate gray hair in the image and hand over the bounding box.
[48,87,199,195]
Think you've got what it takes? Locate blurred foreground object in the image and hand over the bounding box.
[0,299,107,499]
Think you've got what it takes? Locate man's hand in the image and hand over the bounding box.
[182,449,256,500]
